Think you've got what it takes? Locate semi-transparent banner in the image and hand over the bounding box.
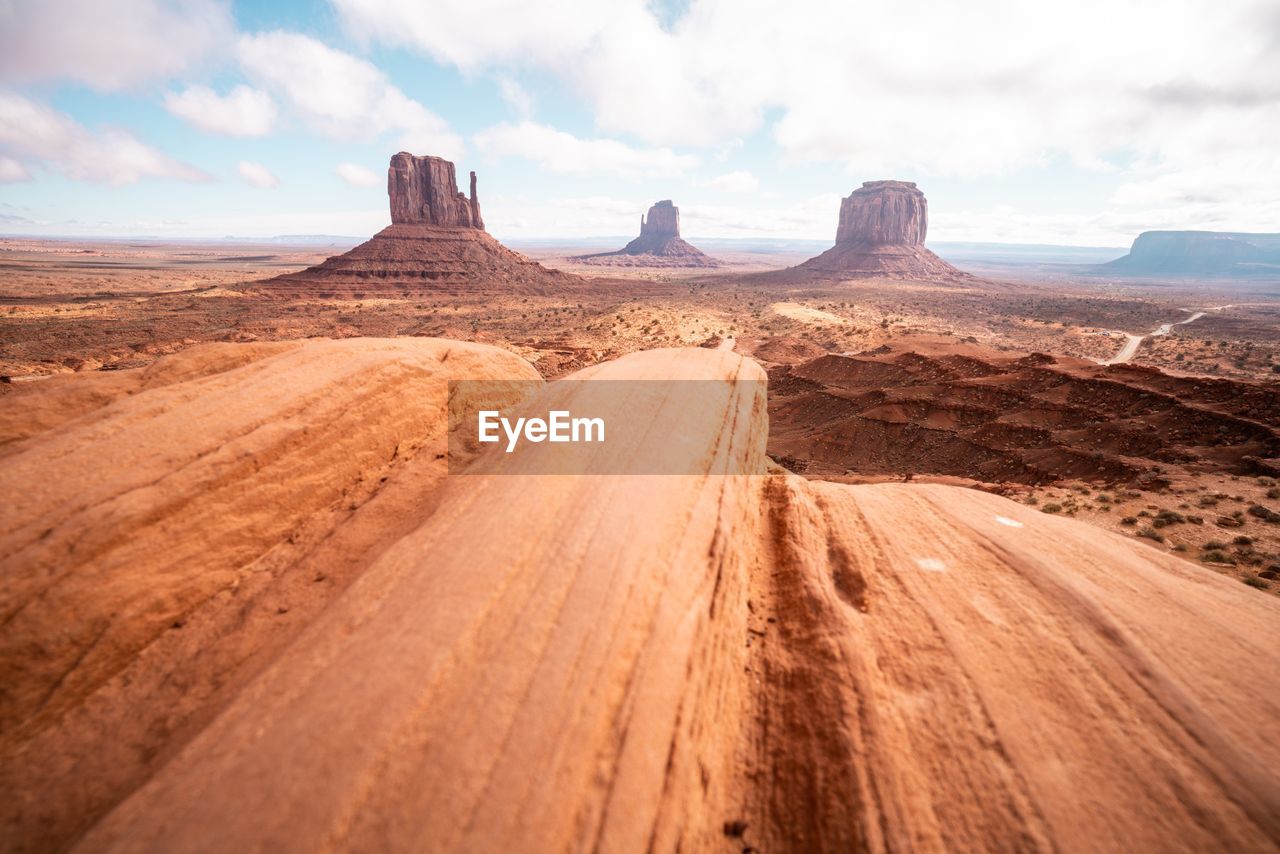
[447,379,767,475]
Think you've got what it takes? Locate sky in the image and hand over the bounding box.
[0,0,1277,247]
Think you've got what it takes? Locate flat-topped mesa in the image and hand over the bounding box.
[836,180,927,246]
[387,152,484,229]
[638,200,680,239]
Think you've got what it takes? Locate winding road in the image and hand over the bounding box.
[1099,305,1230,366]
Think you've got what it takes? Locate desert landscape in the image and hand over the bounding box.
[2,149,1279,853]
[3,1,1280,850]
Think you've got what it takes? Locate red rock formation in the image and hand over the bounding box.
[799,180,966,279]
[574,200,719,268]
[638,199,680,239]
[387,152,483,229]
[256,153,575,297]
[835,180,927,245]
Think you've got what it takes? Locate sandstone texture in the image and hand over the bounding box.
[2,340,1278,852]
[768,341,1280,485]
[800,180,967,279]
[836,180,928,245]
[574,200,719,268]
[257,153,576,297]
[387,152,484,229]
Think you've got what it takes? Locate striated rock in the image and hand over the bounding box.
[798,180,966,279]
[767,340,1280,485]
[257,152,575,297]
[4,342,1279,852]
[835,180,928,245]
[573,200,719,268]
[638,198,680,239]
[388,152,483,229]
[0,337,541,852]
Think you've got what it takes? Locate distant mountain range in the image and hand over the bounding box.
[1103,231,1280,276]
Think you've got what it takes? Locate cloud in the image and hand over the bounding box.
[236,31,462,159]
[238,160,279,188]
[0,91,210,185]
[0,0,234,90]
[165,85,277,136]
[336,162,381,187]
[473,121,697,179]
[707,170,758,192]
[333,0,1280,233]
[0,156,31,183]
[496,76,533,117]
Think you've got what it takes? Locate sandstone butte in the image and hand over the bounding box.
[0,339,1278,852]
[256,153,577,297]
[573,200,719,268]
[799,180,968,279]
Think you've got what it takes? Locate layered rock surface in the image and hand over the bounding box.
[2,341,1278,852]
[387,152,483,229]
[800,180,967,279]
[257,153,575,297]
[574,200,719,268]
[768,342,1280,485]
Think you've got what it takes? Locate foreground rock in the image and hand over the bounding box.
[1103,230,1280,276]
[573,200,719,268]
[799,180,967,279]
[0,338,540,850]
[257,152,578,297]
[1,342,1278,852]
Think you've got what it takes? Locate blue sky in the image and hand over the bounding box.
[1,0,1277,245]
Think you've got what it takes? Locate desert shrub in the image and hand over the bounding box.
[1096,493,1112,503]
[1268,488,1280,499]
[1137,527,1164,542]
[1152,510,1185,528]
[1233,535,1254,546]
[1201,550,1236,564]
[1121,516,1138,525]
[1041,503,1062,514]
[1244,577,1270,589]
[1203,540,1228,550]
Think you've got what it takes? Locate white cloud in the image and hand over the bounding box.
[336,162,381,187]
[0,0,234,90]
[236,31,462,159]
[707,170,758,193]
[0,156,31,183]
[238,160,279,188]
[333,0,1280,236]
[165,85,277,137]
[496,76,533,117]
[0,91,210,185]
[473,121,697,179]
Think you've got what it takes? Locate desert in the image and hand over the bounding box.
[3,2,1280,852]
